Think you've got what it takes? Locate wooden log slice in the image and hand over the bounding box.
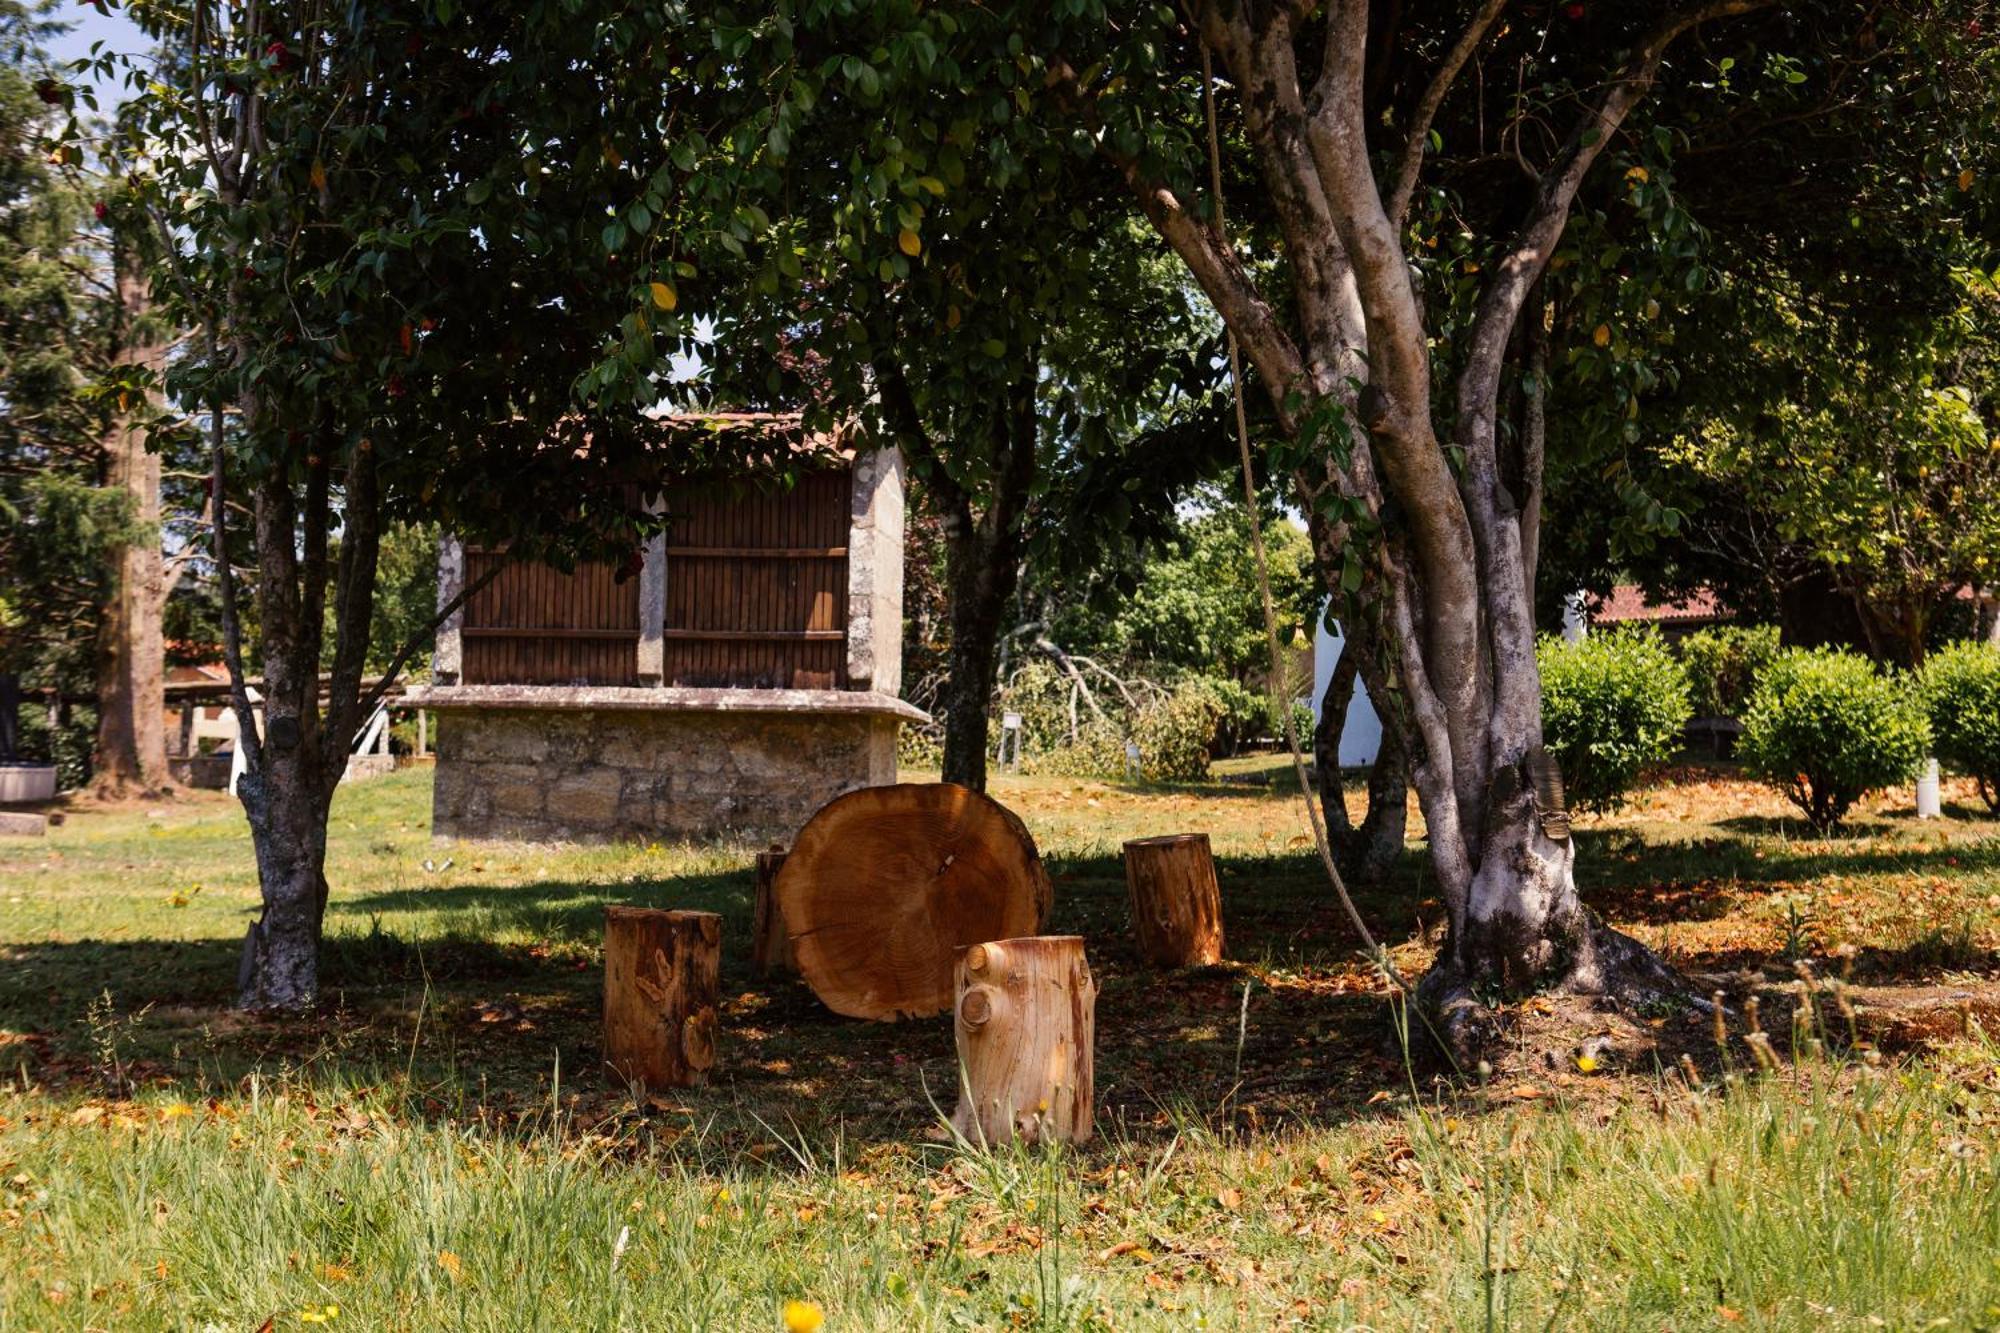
[1123,833,1225,966]
[776,782,1054,1020]
[950,935,1096,1145]
[602,907,722,1090]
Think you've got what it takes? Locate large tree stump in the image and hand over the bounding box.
[602,908,721,1091]
[750,845,794,976]
[950,936,1096,1146]
[1123,833,1225,966]
[776,782,1053,1021]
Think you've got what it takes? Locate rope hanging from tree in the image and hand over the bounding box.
[1198,40,1407,993]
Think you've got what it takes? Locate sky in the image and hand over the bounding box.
[46,4,149,100]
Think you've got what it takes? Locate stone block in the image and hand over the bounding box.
[0,811,48,837]
[549,767,623,828]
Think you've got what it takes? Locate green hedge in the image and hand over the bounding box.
[1739,648,1929,832]
[1538,631,1692,813]
[1677,624,1781,720]
[1922,642,2000,814]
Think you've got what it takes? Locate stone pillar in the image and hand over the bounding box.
[845,444,905,695]
[434,535,465,685]
[638,502,667,686]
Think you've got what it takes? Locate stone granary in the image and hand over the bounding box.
[408,414,919,845]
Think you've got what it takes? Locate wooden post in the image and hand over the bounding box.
[750,845,793,976]
[602,908,721,1091]
[1123,833,1225,967]
[950,936,1096,1146]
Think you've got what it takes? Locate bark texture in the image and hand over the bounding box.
[90,249,172,797]
[750,845,795,977]
[1122,833,1225,967]
[602,908,723,1091]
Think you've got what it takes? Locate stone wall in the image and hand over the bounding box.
[431,706,898,846]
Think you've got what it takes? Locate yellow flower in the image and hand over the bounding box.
[783,1299,825,1333]
[1625,165,1649,185]
[1576,1054,1599,1074]
[436,1251,463,1283]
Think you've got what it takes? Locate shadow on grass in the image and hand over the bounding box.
[3,847,1419,1155]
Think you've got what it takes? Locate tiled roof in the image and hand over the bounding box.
[1590,584,1727,624]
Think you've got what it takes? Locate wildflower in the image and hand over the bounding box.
[1625,165,1649,185]
[783,1299,825,1333]
[436,1251,463,1283]
[299,1304,339,1324]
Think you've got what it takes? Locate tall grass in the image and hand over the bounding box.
[6,1038,1998,1330]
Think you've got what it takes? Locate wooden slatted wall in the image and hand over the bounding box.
[461,552,641,685]
[662,468,851,689]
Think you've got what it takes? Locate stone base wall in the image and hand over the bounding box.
[431,707,899,846]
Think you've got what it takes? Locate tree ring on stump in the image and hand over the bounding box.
[776,783,1053,1021]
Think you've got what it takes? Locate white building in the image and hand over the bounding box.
[1310,609,1383,767]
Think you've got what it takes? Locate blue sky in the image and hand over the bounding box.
[47,4,149,99]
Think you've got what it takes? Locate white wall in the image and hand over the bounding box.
[1311,608,1383,767]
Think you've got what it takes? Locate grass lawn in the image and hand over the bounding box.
[2,762,1999,1329]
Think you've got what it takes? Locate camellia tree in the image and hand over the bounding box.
[1047,0,1787,1044]
[657,6,1225,791]
[57,0,738,1007]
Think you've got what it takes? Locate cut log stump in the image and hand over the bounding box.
[950,936,1096,1146]
[776,782,1053,1021]
[1123,833,1224,966]
[602,907,721,1091]
[750,845,794,976]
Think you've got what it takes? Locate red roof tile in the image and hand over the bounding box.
[1590,584,1726,624]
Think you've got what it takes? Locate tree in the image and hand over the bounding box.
[660,6,1222,791]
[1532,4,2000,661]
[1032,1,1799,1045]
[71,0,712,1007]
[0,0,174,789]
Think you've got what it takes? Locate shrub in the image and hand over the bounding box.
[1677,624,1781,719]
[1537,631,1692,813]
[1131,679,1224,782]
[1922,642,2000,813]
[1738,648,1930,832]
[1198,675,1267,756]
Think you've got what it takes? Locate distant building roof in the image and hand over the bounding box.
[1590,585,1728,626]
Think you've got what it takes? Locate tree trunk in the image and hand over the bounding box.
[234,751,334,1008]
[1313,637,1408,883]
[950,935,1096,1146]
[602,907,722,1091]
[0,673,20,763]
[1095,0,1759,1060]
[939,531,1015,790]
[227,437,386,1010]
[1122,833,1225,966]
[91,248,171,798]
[881,358,1039,795]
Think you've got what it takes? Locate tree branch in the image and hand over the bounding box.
[1384,0,1510,232]
[207,386,261,772]
[351,555,507,726]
